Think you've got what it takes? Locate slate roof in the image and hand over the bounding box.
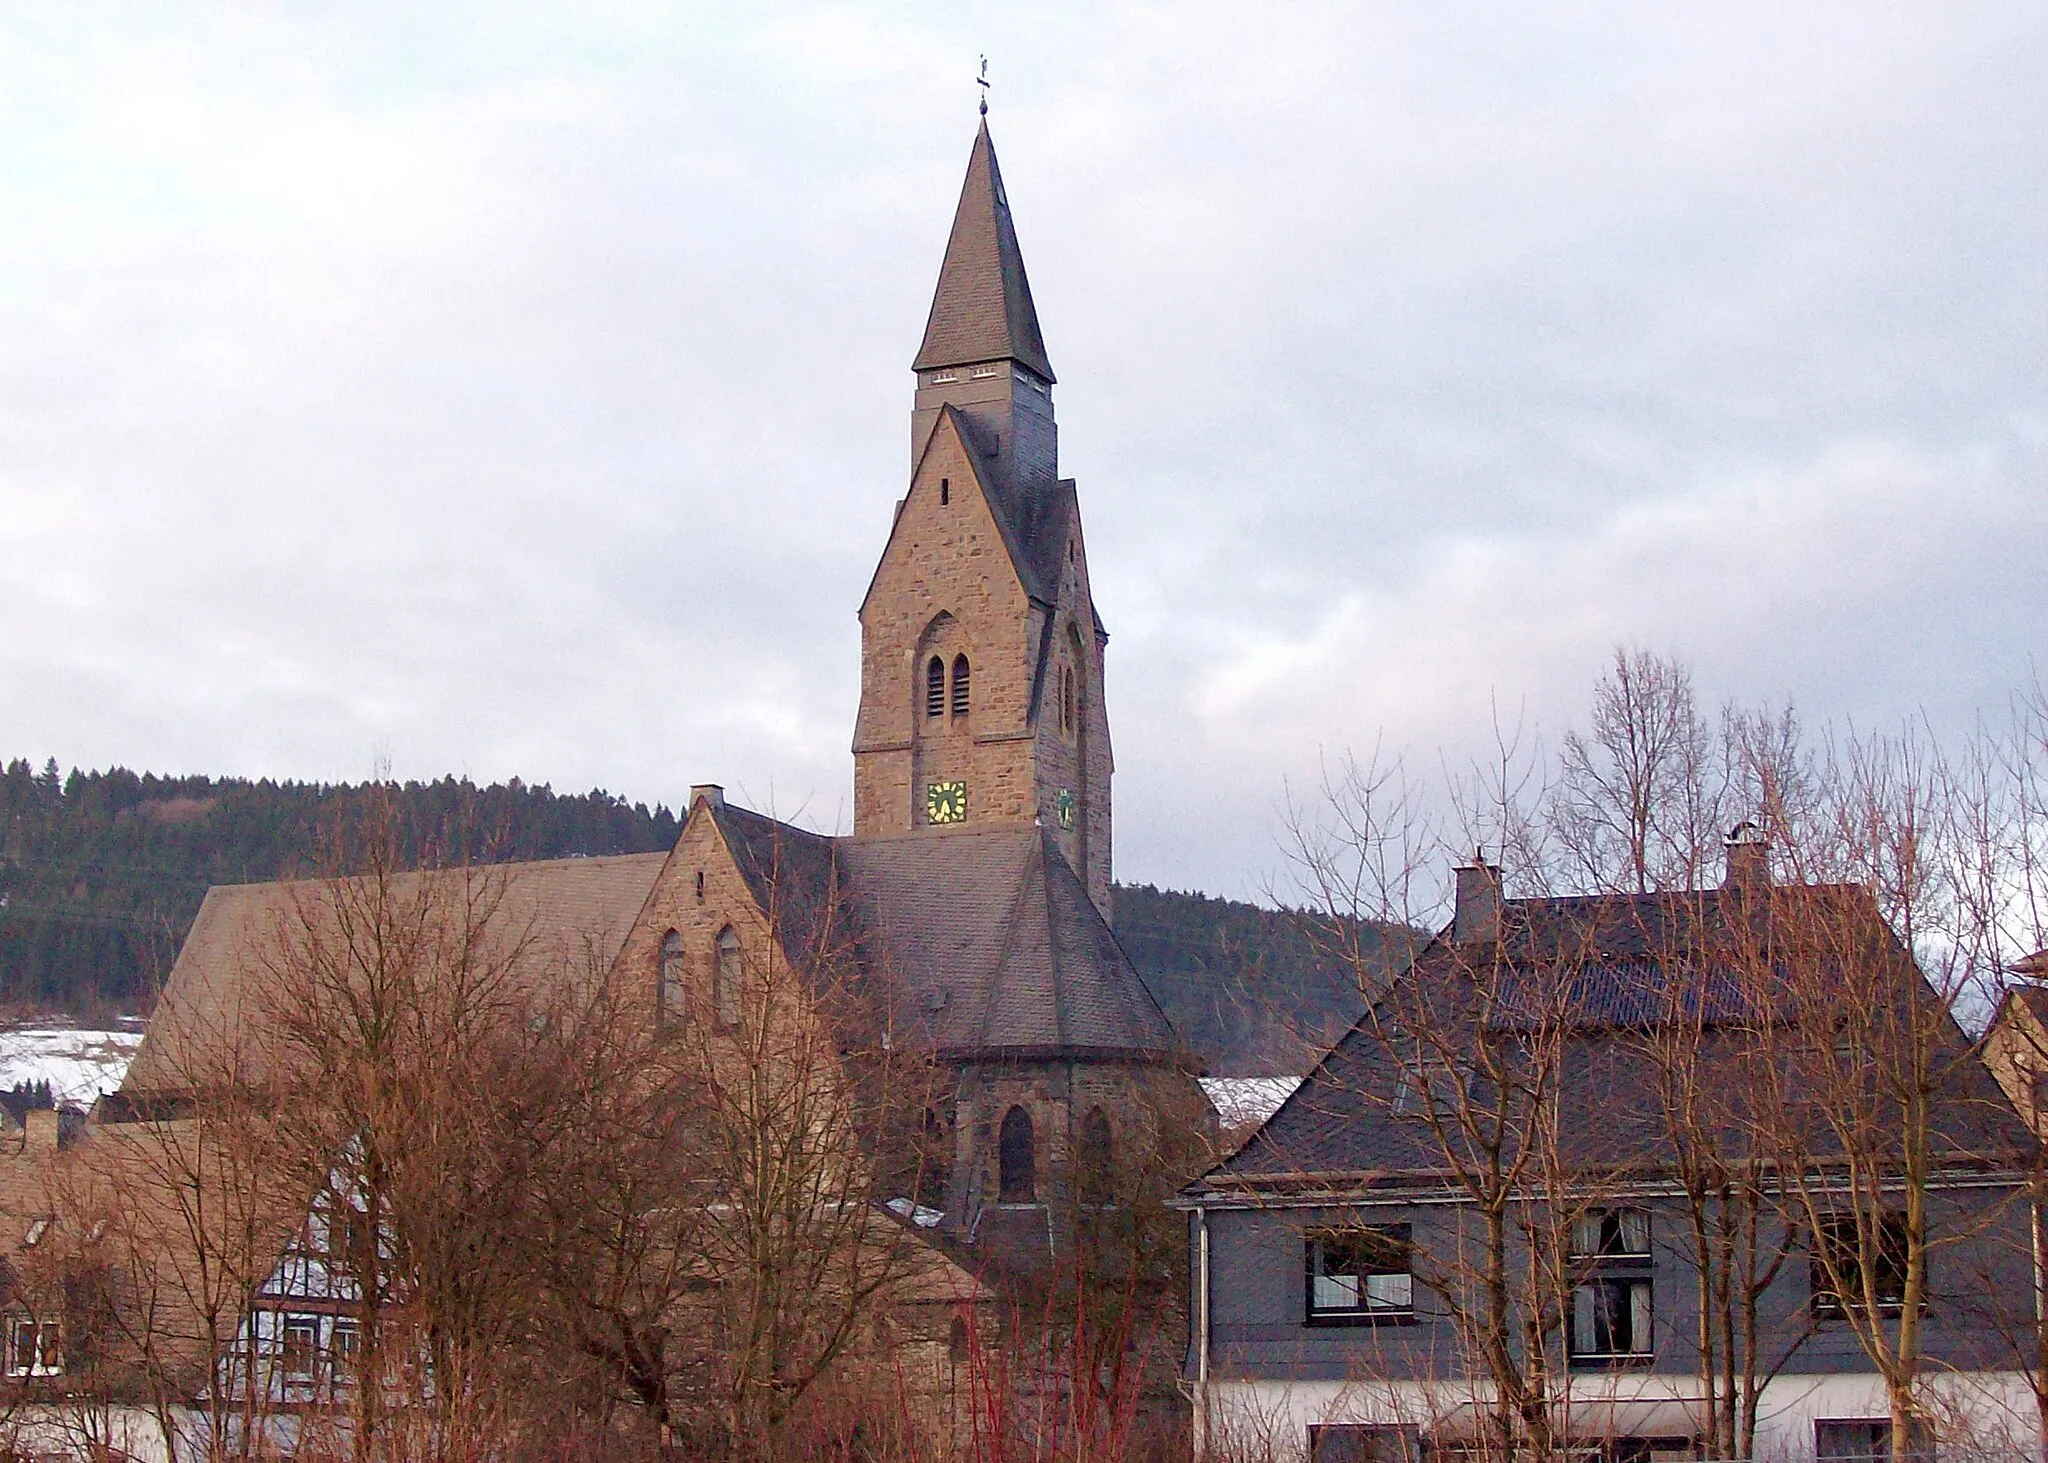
[1192,881,2032,1198]
[912,120,1055,382]
[119,797,1179,1102]
[122,853,669,1098]
[837,824,1180,1063]
[708,800,847,966]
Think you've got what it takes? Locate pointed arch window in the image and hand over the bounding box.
[926,656,946,718]
[1060,665,1076,735]
[998,1106,1036,1204]
[1077,1106,1113,1207]
[659,930,686,1025]
[951,655,971,717]
[713,927,742,1030]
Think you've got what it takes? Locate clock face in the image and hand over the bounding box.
[1054,788,1075,830]
[925,780,968,825]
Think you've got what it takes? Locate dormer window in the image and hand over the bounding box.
[951,655,970,716]
[926,656,946,718]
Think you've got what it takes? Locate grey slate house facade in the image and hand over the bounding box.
[1181,848,2040,1463]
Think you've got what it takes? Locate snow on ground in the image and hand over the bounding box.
[1200,1076,1302,1133]
[0,1027,146,1104]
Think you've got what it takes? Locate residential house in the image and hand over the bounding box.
[1181,842,2040,1463]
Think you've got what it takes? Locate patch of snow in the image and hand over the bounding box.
[884,1197,945,1229]
[1201,1076,1302,1132]
[0,1028,146,1104]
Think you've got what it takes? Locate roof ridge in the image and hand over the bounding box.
[976,837,1047,1052]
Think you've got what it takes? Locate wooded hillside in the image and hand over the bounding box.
[0,760,681,1015]
[1,759,1403,1071]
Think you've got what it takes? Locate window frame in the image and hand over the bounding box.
[1304,1225,1416,1326]
[7,1316,60,1378]
[1816,1418,1916,1463]
[329,1316,361,1386]
[713,927,743,1032]
[658,929,687,1026]
[1811,1211,1911,1319]
[1568,1274,1655,1366]
[1570,1207,1652,1261]
[1390,1062,1467,1120]
[1567,1206,1656,1367]
[280,1314,320,1383]
[997,1105,1036,1205]
[950,654,971,717]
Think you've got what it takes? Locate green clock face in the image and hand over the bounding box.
[925,780,967,825]
[1054,788,1075,830]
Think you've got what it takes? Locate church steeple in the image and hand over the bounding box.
[909,122,1059,512]
[914,120,1055,384]
[857,117,1113,917]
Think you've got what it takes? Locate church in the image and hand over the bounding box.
[608,112,1205,1256]
[122,114,1209,1268]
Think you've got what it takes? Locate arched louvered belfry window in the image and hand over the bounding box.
[713,927,742,1030]
[658,930,686,1025]
[951,654,970,716]
[998,1105,1036,1204]
[1077,1106,1113,1206]
[926,656,946,718]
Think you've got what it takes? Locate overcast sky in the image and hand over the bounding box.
[3,4,2044,900]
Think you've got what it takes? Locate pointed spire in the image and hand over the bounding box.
[912,121,1055,383]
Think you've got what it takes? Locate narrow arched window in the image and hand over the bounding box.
[1060,665,1075,734]
[713,927,742,1030]
[998,1106,1035,1204]
[926,656,946,718]
[917,1106,951,1210]
[659,930,686,1025]
[951,654,970,717]
[1077,1107,1113,1207]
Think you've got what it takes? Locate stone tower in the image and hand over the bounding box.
[852,120,1113,915]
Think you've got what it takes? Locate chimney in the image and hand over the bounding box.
[25,1109,60,1152]
[1722,821,1770,891]
[1452,851,1502,944]
[690,784,725,812]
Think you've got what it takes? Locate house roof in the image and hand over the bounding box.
[1192,881,2032,1199]
[122,853,669,1099]
[912,120,1054,382]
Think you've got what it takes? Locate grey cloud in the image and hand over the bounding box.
[2,3,2044,901]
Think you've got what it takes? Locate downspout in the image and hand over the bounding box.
[2034,1182,2045,1463]
[1196,1204,1212,1462]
